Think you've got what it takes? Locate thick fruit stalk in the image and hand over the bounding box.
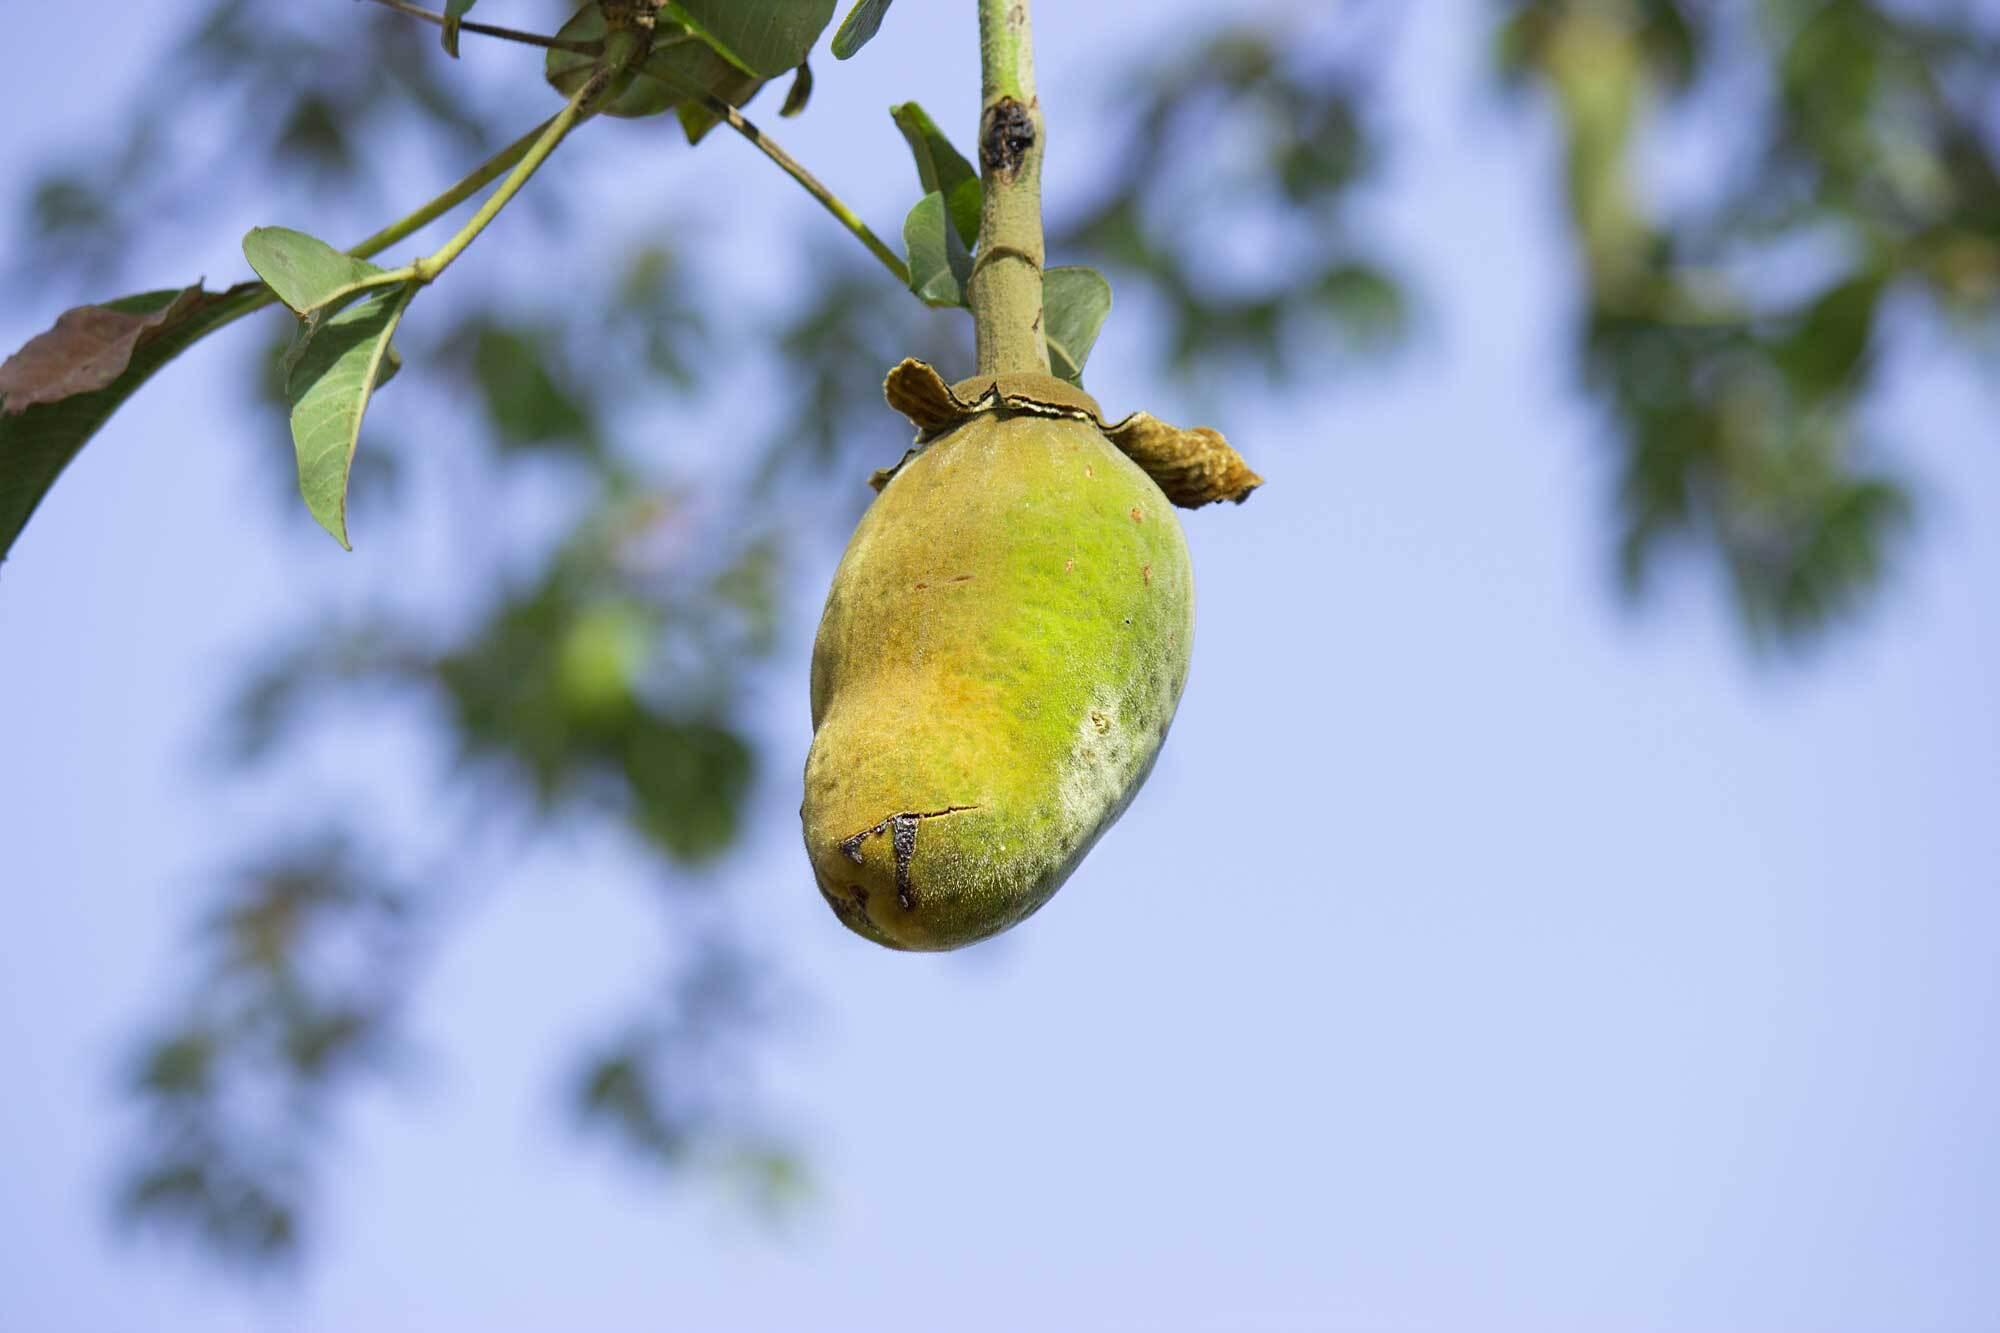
[803,379,1195,950]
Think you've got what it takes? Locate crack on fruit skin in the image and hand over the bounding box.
[980,98,1035,177]
[891,815,919,909]
[837,806,981,910]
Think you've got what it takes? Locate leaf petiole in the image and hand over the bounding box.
[362,0,600,55]
[410,71,609,284]
[646,70,910,287]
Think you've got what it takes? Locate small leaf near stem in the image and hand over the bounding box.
[1042,266,1111,385]
[832,0,894,59]
[244,228,412,323]
[970,0,1048,376]
[903,193,972,307]
[779,62,813,117]
[891,103,981,248]
[441,0,477,57]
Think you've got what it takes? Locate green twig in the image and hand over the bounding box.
[703,96,910,286]
[361,0,600,54]
[411,73,606,283]
[645,69,909,287]
[348,116,557,261]
[188,112,576,341]
[970,0,1048,375]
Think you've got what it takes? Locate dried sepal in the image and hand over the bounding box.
[875,357,1261,507]
[1101,413,1262,507]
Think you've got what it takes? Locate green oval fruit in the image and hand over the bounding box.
[802,390,1194,950]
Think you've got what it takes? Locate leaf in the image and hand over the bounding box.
[666,47,767,144]
[831,0,892,59]
[284,287,414,550]
[0,284,263,561]
[242,226,393,320]
[546,8,657,118]
[622,717,755,861]
[1313,262,1405,343]
[442,0,478,58]
[1042,266,1113,385]
[891,103,981,247]
[1774,271,1884,400]
[467,321,597,453]
[668,0,837,78]
[546,12,768,128]
[779,61,813,117]
[902,192,972,309]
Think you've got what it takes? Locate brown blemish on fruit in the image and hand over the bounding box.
[1064,558,1075,573]
[1129,506,1145,523]
[1089,710,1111,734]
[948,573,975,583]
[1142,562,1152,586]
[890,815,920,908]
[838,805,982,910]
[1085,464,1095,478]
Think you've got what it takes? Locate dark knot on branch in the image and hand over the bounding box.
[979,97,1035,178]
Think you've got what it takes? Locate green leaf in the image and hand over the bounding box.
[621,716,755,861]
[546,8,658,118]
[442,0,478,58]
[467,321,597,453]
[668,0,837,78]
[0,284,263,562]
[1042,267,1113,385]
[546,12,768,129]
[285,287,414,550]
[779,61,813,117]
[667,47,767,144]
[243,226,395,320]
[890,103,981,247]
[1774,271,1884,401]
[832,0,892,59]
[656,6,761,80]
[903,192,972,309]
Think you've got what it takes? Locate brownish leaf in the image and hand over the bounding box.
[0,286,205,415]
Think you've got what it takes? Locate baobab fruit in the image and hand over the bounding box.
[801,361,1259,951]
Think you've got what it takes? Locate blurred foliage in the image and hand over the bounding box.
[119,837,414,1261]
[1498,0,2000,640]
[1051,22,1405,376]
[10,0,1991,1270]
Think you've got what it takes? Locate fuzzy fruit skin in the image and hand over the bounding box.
[803,408,1194,950]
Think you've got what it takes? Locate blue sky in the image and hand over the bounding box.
[2,2,1997,1330]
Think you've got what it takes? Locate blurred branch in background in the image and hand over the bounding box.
[1052,20,1405,377]
[13,0,1992,1272]
[118,836,419,1262]
[1499,0,2000,643]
